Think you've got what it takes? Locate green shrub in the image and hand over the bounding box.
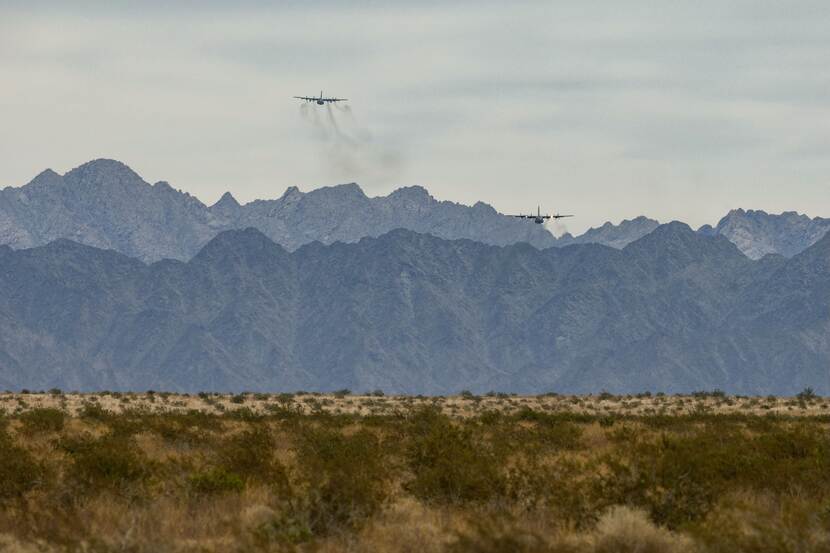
[597,422,830,528]
[406,408,505,504]
[0,432,41,501]
[513,408,584,451]
[19,407,66,434]
[188,467,244,495]
[61,434,149,492]
[216,426,287,488]
[79,401,111,422]
[297,426,388,533]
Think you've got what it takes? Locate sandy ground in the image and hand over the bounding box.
[2,391,828,418]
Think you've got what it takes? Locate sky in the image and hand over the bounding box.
[1,1,829,234]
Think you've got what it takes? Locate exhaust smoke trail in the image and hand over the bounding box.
[297,102,403,186]
[547,219,569,238]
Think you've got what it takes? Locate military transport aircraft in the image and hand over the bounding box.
[293,91,348,105]
[512,206,573,224]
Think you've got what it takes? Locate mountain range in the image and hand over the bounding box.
[2,159,828,261]
[1,224,827,395]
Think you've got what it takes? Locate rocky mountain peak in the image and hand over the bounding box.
[3,158,829,263]
[212,191,240,209]
[63,159,145,189]
[280,186,303,202]
[389,185,432,202]
[711,208,830,259]
[23,168,63,190]
[323,182,366,198]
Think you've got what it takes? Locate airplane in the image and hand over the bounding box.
[512,206,573,224]
[293,91,348,105]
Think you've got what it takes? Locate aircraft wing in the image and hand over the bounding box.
[511,215,532,218]
[324,97,348,102]
[293,96,316,101]
[552,214,574,219]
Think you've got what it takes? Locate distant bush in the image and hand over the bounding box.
[692,389,726,399]
[797,387,818,401]
[79,401,111,422]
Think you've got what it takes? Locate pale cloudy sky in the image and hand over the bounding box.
[2,1,829,234]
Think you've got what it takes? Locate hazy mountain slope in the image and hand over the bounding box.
[0,159,681,261]
[699,208,830,259]
[3,158,828,262]
[219,184,560,251]
[718,231,830,393]
[0,161,223,261]
[0,160,558,261]
[1,225,827,395]
[556,216,660,249]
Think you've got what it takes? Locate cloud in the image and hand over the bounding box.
[1,1,829,233]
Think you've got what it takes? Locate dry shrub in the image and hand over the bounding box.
[505,457,596,527]
[590,506,694,553]
[693,493,830,553]
[0,534,56,553]
[449,507,692,553]
[346,498,451,553]
[450,516,579,553]
[297,426,389,533]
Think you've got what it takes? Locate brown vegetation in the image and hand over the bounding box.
[0,391,829,551]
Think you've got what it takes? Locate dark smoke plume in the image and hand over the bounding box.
[298,102,403,185]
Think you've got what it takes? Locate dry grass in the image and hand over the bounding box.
[0,392,828,552]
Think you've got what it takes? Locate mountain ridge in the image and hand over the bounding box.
[1,159,827,263]
[1,224,828,395]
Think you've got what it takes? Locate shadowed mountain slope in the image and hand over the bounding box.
[1,224,827,395]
